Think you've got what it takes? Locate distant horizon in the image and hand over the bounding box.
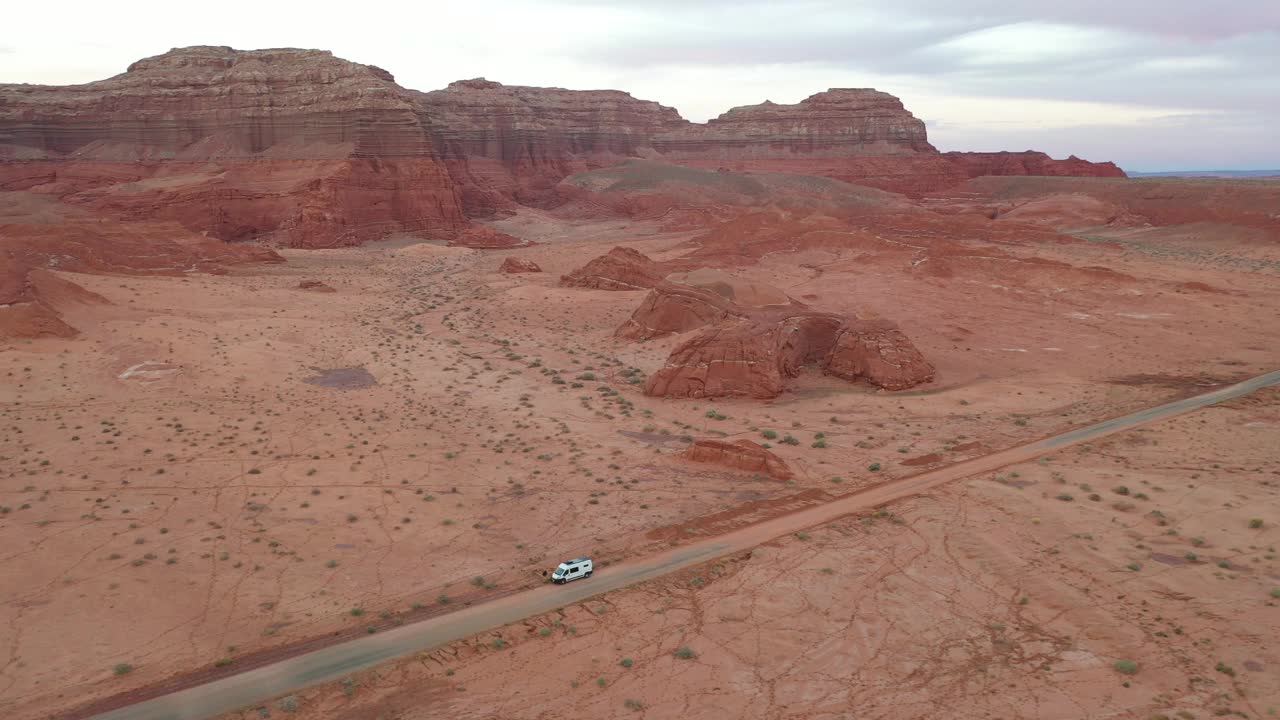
[3,1,1276,171]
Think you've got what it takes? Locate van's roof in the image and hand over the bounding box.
[568,556,591,563]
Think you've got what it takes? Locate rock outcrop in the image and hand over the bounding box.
[1,46,1126,251]
[420,78,687,216]
[615,281,746,340]
[944,151,1126,180]
[498,257,542,273]
[823,320,938,391]
[0,212,281,338]
[654,89,935,157]
[645,313,933,399]
[447,225,531,249]
[682,439,794,480]
[0,268,109,339]
[0,46,467,247]
[560,247,666,290]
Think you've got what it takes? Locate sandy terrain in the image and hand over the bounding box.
[234,389,1278,720]
[3,178,1279,719]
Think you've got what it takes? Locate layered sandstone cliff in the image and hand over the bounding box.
[653,89,935,158]
[944,151,1126,180]
[419,78,686,214]
[0,46,467,246]
[1,46,1126,246]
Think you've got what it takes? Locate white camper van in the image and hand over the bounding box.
[551,557,593,584]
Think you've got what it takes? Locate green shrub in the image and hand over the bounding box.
[673,645,696,660]
[1249,518,1264,529]
[1113,659,1139,675]
[113,663,134,676]
[619,657,633,668]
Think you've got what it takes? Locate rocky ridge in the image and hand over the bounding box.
[2,46,1125,246]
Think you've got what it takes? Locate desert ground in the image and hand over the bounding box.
[2,172,1278,720]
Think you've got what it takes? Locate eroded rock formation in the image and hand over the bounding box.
[0,268,108,339]
[644,312,933,399]
[944,151,1126,180]
[0,46,467,247]
[420,78,686,215]
[615,281,746,340]
[498,257,542,273]
[560,247,666,290]
[447,226,531,249]
[682,439,794,480]
[0,213,281,338]
[1,46,1126,251]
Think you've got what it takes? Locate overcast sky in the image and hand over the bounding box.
[3,0,1276,171]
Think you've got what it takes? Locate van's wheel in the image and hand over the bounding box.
[586,571,593,578]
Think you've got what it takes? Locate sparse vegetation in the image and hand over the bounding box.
[1113,659,1139,675]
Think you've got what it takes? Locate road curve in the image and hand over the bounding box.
[88,370,1280,720]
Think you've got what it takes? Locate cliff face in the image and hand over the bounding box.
[0,46,466,247]
[944,151,1127,180]
[0,46,1127,244]
[654,89,935,158]
[0,45,430,159]
[419,78,687,214]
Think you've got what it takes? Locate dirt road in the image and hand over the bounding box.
[85,370,1280,720]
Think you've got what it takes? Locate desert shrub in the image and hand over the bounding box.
[277,695,299,712]
[619,657,633,668]
[868,463,881,472]
[1113,659,1139,675]
[673,645,696,660]
[761,429,777,440]
[1249,518,1264,529]
[624,698,645,710]
[113,663,134,676]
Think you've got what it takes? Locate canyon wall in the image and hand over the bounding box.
[1,46,1126,242]
[0,46,467,247]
